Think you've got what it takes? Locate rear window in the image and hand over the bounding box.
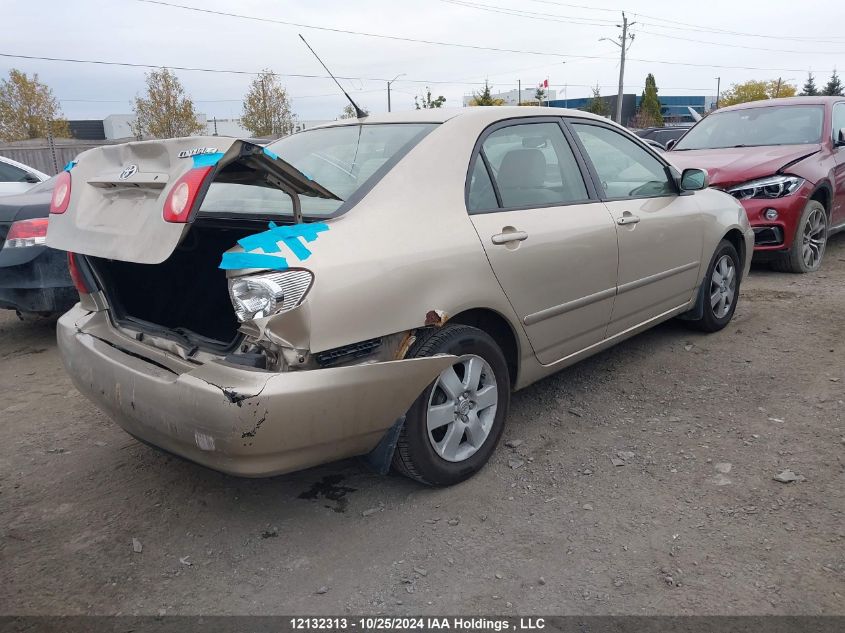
[674,105,824,150]
[199,123,436,217]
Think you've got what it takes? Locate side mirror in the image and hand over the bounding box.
[836,128,845,146]
[23,173,41,184]
[665,139,677,150]
[680,168,709,191]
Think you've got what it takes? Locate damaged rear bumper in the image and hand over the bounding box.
[58,305,453,477]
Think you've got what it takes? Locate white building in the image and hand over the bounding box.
[462,87,558,107]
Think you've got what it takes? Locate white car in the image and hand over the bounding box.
[0,156,49,196]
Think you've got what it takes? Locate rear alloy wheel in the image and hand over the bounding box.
[393,324,510,486]
[685,239,741,332]
[771,200,827,273]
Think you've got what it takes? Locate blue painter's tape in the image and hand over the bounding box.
[192,152,225,168]
[262,147,279,161]
[220,252,289,271]
[219,221,329,271]
[64,161,76,172]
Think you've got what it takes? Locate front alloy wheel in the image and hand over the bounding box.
[772,200,828,273]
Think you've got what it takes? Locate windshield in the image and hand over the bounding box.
[199,123,436,217]
[674,105,824,150]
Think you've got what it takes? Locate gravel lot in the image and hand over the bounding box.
[2,238,844,616]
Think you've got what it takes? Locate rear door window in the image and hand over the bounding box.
[477,122,588,209]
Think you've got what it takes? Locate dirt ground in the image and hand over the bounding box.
[2,239,844,617]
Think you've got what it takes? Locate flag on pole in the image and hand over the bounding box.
[539,79,549,89]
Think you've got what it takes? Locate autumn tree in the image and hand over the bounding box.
[583,85,609,117]
[414,87,446,109]
[0,69,70,141]
[822,69,844,96]
[718,79,797,107]
[468,80,505,106]
[800,72,819,96]
[241,69,295,137]
[131,68,204,139]
[339,103,368,119]
[637,73,663,127]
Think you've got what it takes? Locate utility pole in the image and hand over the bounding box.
[715,77,721,109]
[387,73,405,112]
[775,77,783,98]
[601,13,635,124]
[518,79,521,105]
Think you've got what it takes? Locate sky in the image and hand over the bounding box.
[3,0,844,123]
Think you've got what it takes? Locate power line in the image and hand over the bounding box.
[522,0,845,42]
[131,1,837,74]
[448,0,845,53]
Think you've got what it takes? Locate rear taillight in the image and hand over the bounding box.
[3,218,49,248]
[163,166,214,223]
[67,252,91,294]
[50,171,72,214]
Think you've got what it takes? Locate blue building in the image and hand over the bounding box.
[546,93,716,124]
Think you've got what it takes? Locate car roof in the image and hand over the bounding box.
[313,106,613,128]
[716,96,845,113]
[0,154,49,179]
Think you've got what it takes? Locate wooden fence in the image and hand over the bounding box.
[0,137,127,175]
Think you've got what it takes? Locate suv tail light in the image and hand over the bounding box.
[163,166,213,223]
[67,252,92,294]
[3,218,49,248]
[50,171,72,214]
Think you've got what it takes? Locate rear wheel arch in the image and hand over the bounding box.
[446,308,520,389]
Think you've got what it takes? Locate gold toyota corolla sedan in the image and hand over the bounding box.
[47,106,753,486]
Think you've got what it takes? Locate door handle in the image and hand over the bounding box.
[616,212,641,226]
[492,231,529,245]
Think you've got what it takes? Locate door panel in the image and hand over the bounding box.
[471,206,619,364]
[570,121,703,334]
[832,103,845,227]
[467,120,618,365]
[602,197,703,333]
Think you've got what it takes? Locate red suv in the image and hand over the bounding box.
[669,97,845,272]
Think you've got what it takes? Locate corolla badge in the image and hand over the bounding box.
[119,164,138,180]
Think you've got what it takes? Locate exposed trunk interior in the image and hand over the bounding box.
[88,221,264,351]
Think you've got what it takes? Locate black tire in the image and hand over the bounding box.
[770,200,828,274]
[686,239,742,333]
[392,324,510,486]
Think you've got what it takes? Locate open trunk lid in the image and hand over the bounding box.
[46,136,339,264]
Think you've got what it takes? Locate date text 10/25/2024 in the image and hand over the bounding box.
[290,617,547,631]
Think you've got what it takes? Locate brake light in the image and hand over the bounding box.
[67,252,91,294]
[3,218,49,248]
[50,171,72,214]
[163,166,213,223]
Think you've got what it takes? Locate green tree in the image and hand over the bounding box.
[468,80,505,106]
[414,87,446,109]
[637,73,663,127]
[131,68,204,139]
[241,69,295,137]
[800,72,819,96]
[718,79,797,107]
[534,86,547,103]
[0,69,70,141]
[822,69,844,96]
[583,85,609,117]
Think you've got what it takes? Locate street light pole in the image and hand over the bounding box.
[387,73,405,112]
